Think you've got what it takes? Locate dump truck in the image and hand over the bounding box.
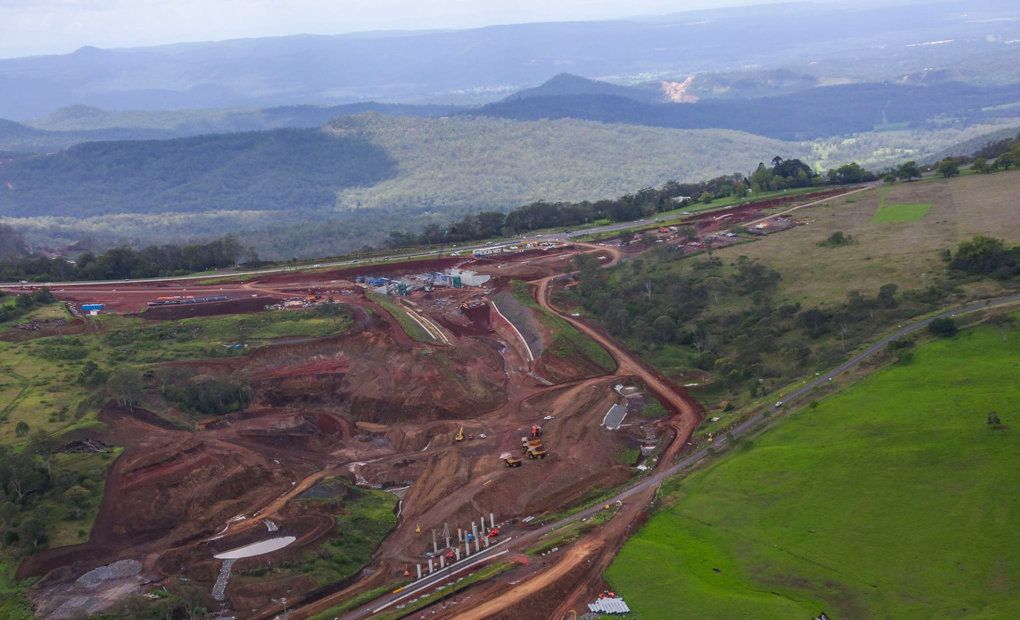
[501,452,522,468]
[521,436,548,459]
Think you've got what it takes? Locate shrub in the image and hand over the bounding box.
[928,317,958,338]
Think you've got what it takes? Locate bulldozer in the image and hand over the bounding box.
[454,427,465,442]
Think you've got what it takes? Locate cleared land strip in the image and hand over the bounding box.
[744,183,876,228]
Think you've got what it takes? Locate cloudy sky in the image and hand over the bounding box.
[0,0,845,58]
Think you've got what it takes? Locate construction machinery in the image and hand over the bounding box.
[455,427,465,442]
[521,436,548,460]
[501,452,522,468]
[487,527,501,539]
[530,424,542,439]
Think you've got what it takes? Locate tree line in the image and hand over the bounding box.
[387,157,877,247]
[0,228,249,282]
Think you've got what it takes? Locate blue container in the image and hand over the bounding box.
[81,304,105,311]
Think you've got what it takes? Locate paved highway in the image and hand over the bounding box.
[0,186,867,290]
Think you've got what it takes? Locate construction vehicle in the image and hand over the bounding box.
[501,452,522,468]
[454,427,465,442]
[444,549,457,563]
[530,424,542,439]
[521,436,548,460]
[487,527,500,538]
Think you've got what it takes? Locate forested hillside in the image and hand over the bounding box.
[0,103,460,153]
[0,129,397,217]
[0,114,810,257]
[476,81,1020,141]
[326,115,808,212]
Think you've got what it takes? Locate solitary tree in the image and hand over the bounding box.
[927,317,958,338]
[877,283,898,308]
[107,367,144,410]
[27,431,61,477]
[988,412,1002,426]
[897,161,921,182]
[936,158,960,178]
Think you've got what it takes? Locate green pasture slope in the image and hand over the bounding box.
[871,183,933,223]
[872,202,933,223]
[606,317,1020,618]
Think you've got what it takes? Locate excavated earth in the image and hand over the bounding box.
[21,248,677,619]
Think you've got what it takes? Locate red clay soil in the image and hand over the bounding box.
[20,240,699,620]
[0,318,91,342]
[139,297,276,320]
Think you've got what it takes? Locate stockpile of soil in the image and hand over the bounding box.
[140,297,274,320]
[243,331,508,423]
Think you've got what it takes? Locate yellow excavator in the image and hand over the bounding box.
[455,427,465,442]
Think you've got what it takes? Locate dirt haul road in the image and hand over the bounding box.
[295,244,703,620]
[534,263,704,464]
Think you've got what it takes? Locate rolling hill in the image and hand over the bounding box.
[476,78,1020,141]
[0,102,460,153]
[0,114,808,257]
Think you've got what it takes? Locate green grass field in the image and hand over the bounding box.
[606,316,1020,618]
[871,202,933,223]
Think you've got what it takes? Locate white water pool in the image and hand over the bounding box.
[213,536,296,560]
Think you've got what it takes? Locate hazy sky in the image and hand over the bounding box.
[0,0,844,58]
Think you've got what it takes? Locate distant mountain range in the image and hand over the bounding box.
[476,78,1020,141]
[1,0,1018,119]
[5,73,1020,152]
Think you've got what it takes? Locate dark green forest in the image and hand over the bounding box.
[388,158,874,246]
[0,129,397,217]
[0,229,245,281]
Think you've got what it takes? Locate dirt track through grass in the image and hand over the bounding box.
[606,315,1020,618]
[710,170,1020,306]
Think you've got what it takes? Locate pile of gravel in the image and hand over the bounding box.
[75,559,142,587]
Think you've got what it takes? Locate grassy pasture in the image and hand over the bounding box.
[606,316,1020,618]
[709,170,1020,306]
[871,202,933,223]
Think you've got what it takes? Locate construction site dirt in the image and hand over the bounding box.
[15,238,710,619]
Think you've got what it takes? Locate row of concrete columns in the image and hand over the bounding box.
[416,513,497,578]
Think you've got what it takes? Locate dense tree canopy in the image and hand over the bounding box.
[388,157,873,247]
[0,234,245,282]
